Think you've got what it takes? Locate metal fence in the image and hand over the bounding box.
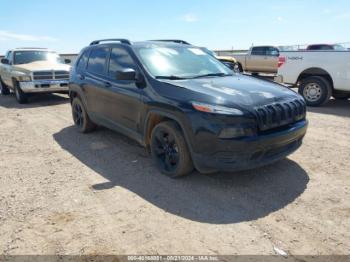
[213,49,248,56]
[1,42,350,61]
[278,42,350,51]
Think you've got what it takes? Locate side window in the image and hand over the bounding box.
[87,47,109,75]
[108,47,136,78]
[76,50,89,71]
[251,47,266,56]
[320,46,332,50]
[266,47,279,56]
[251,47,258,55]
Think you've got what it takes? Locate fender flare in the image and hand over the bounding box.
[297,67,333,87]
[143,108,194,154]
[69,86,88,108]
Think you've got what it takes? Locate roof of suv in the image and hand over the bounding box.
[132,41,194,48]
[88,39,196,48]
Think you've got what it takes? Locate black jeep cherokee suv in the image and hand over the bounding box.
[69,39,308,177]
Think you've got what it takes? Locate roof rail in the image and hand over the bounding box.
[90,39,131,46]
[149,39,191,45]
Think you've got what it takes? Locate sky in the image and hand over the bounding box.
[0,0,349,54]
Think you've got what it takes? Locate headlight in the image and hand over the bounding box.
[17,75,32,82]
[192,102,243,115]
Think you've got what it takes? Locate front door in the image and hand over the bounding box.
[105,46,144,134]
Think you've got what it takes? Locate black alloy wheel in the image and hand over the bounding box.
[151,121,194,177]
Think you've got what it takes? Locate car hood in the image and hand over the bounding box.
[163,74,300,108]
[13,61,71,72]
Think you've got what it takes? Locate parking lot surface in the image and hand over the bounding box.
[0,93,349,255]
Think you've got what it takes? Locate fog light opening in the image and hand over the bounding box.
[219,127,246,139]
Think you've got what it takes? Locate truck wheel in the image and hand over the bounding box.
[71,97,96,133]
[234,63,243,73]
[333,93,350,100]
[14,82,28,104]
[151,121,194,178]
[298,76,332,106]
[0,78,10,95]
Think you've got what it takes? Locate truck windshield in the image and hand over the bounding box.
[13,51,63,65]
[135,46,232,79]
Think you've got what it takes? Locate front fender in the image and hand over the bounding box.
[10,67,31,79]
[142,106,194,153]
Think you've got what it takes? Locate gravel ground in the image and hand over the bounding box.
[0,93,349,256]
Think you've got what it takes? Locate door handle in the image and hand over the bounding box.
[104,82,111,88]
[78,74,85,80]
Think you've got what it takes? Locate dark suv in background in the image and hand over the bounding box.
[69,39,308,177]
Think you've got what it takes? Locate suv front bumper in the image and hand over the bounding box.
[19,80,69,93]
[190,120,308,174]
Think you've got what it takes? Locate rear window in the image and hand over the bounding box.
[87,47,109,75]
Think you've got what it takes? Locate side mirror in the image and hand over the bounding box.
[64,59,71,64]
[1,58,9,65]
[116,68,136,81]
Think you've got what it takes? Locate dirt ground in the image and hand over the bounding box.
[0,92,349,256]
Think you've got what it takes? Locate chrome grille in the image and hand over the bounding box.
[255,99,306,131]
[33,71,53,80]
[32,70,69,81]
[54,70,69,80]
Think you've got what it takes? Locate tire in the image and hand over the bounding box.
[333,93,350,100]
[298,76,332,106]
[71,97,96,133]
[14,81,28,104]
[0,78,10,95]
[150,121,194,178]
[234,63,243,73]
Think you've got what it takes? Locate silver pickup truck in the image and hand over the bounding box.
[0,48,71,103]
[233,46,279,74]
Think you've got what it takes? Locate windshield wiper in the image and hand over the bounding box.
[155,75,189,80]
[192,73,233,78]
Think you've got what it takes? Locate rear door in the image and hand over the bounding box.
[265,47,279,73]
[84,46,111,120]
[105,45,144,134]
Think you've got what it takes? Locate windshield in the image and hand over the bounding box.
[13,51,63,65]
[134,46,232,79]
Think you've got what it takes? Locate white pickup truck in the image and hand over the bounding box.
[0,48,71,104]
[275,51,350,106]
